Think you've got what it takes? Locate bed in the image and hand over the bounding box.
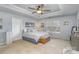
[22,30,50,44]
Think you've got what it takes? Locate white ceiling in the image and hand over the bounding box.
[0,4,79,19]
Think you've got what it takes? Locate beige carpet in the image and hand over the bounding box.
[0,39,71,54]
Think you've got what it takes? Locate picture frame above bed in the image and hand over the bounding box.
[24,22,36,33]
[25,22,35,27]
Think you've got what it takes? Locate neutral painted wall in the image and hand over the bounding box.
[0,12,12,32]
[0,12,12,44]
[39,15,77,40]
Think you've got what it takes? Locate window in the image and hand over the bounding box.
[45,20,61,33]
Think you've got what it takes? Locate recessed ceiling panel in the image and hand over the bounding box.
[14,4,60,15]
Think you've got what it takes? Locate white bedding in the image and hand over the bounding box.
[23,31,49,42]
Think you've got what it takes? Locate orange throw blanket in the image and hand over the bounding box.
[39,36,50,44]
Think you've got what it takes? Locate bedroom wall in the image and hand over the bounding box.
[0,12,12,32]
[39,15,77,40]
[0,11,12,45]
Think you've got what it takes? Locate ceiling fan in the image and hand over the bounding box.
[28,4,51,15]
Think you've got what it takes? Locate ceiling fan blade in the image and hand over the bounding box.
[28,7,36,10]
[43,10,51,11]
[32,11,36,14]
[36,4,44,10]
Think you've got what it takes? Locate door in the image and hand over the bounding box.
[12,17,22,42]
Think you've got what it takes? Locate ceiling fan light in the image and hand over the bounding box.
[36,10,42,14]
